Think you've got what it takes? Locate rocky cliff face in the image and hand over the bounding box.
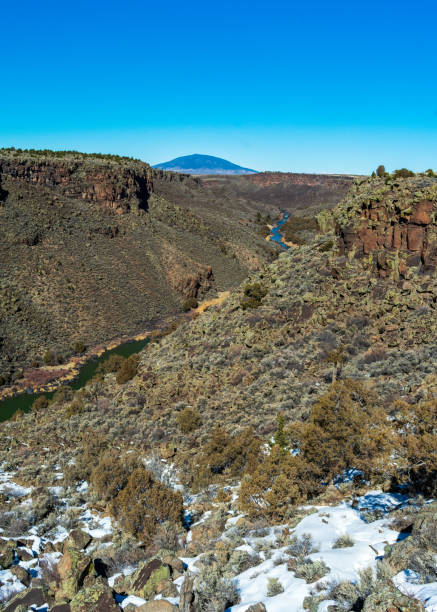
[335,176,437,277]
[244,171,356,189]
[0,155,153,213]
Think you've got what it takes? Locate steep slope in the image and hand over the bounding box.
[4,173,435,445]
[0,150,275,385]
[0,173,435,611]
[115,175,437,456]
[153,153,258,175]
[0,149,354,388]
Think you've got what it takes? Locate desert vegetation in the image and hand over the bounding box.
[0,171,435,610]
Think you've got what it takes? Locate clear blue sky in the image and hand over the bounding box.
[1,0,436,174]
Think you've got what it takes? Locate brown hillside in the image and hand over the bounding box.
[0,149,351,385]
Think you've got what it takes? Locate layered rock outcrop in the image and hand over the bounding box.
[0,156,153,213]
[335,176,437,276]
[244,171,355,189]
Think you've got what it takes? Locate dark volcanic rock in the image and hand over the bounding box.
[3,587,46,612]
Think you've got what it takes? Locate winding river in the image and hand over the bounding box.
[269,211,290,249]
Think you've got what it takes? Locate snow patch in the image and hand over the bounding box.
[394,570,437,612]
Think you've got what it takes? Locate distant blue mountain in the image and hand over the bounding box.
[153,154,258,175]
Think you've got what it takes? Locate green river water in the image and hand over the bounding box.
[0,337,149,422]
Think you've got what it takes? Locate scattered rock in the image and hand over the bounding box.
[129,559,171,599]
[16,548,34,562]
[10,565,31,587]
[244,604,267,612]
[3,587,46,612]
[161,554,185,576]
[0,547,14,569]
[69,577,119,611]
[65,529,92,551]
[56,545,92,600]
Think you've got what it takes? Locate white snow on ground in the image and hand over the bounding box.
[79,509,112,538]
[0,469,33,498]
[223,492,409,612]
[108,566,137,588]
[120,594,147,608]
[353,490,409,513]
[394,570,437,612]
[0,460,433,612]
[76,480,88,493]
[0,569,26,604]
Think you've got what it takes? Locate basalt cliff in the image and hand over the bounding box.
[334,175,437,277]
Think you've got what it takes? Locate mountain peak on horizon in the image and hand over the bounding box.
[152,153,258,175]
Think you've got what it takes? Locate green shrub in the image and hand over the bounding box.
[332,533,355,548]
[182,297,198,311]
[238,445,310,520]
[193,426,261,489]
[240,283,268,310]
[97,352,139,383]
[90,449,134,501]
[266,577,284,597]
[65,400,84,418]
[286,534,319,559]
[390,399,437,495]
[109,467,183,542]
[33,395,49,411]
[72,341,87,354]
[307,563,414,611]
[392,168,415,179]
[291,380,392,484]
[52,385,73,404]
[319,239,334,252]
[177,407,202,433]
[98,354,125,374]
[116,354,140,384]
[294,558,329,583]
[43,350,56,365]
[272,414,289,452]
[376,165,386,177]
[63,430,108,484]
[195,565,239,612]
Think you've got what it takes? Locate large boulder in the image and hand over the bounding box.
[69,578,119,611]
[10,565,31,587]
[56,545,92,600]
[129,559,171,600]
[161,553,185,576]
[65,529,92,551]
[0,547,14,569]
[0,538,15,569]
[3,587,46,612]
